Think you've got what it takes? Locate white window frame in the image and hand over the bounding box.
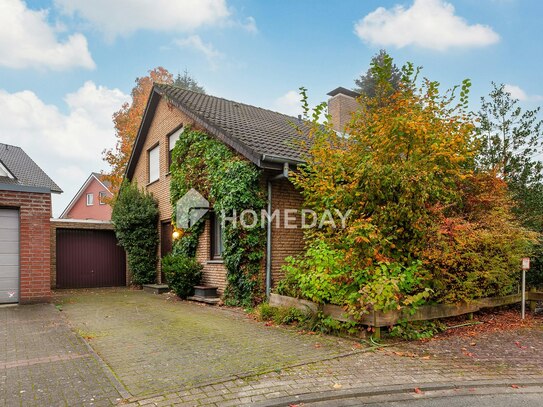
[148,144,160,183]
[168,126,184,166]
[86,193,94,206]
[169,126,184,152]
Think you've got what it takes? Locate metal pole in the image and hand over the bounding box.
[522,269,526,320]
[265,181,272,299]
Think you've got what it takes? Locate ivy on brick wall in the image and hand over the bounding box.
[169,127,266,306]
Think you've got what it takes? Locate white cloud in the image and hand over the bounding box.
[54,0,230,38]
[273,90,303,117]
[504,84,543,102]
[0,81,128,215]
[173,35,223,68]
[242,16,258,34]
[354,0,500,51]
[0,0,94,70]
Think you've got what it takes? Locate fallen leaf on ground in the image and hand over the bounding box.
[333,383,342,389]
[511,384,520,389]
[414,387,423,394]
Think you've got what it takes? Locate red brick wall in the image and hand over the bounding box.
[268,175,305,287]
[0,190,52,303]
[328,93,359,133]
[195,219,227,293]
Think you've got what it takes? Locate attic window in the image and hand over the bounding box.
[0,161,14,179]
[168,126,184,166]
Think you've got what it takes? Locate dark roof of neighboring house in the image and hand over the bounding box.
[0,143,62,194]
[126,84,310,179]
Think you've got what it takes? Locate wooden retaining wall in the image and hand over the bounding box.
[270,292,537,328]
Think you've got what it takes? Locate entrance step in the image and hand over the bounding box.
[143,284,170,295]
[188,285,220,305]
[187,296,221,305]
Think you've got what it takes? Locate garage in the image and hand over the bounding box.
[0,209,19,303]
[56,228,126,289]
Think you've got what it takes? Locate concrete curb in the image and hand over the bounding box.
[252,379,543,407]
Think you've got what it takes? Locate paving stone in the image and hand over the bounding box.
[0,304,123,406]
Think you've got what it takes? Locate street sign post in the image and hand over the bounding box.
[521,257,530,319]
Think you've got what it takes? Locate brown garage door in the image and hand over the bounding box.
[56,229,126,288]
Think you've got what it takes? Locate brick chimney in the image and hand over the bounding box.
[327,87,360,132]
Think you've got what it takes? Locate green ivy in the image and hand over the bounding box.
[169,128,266,306]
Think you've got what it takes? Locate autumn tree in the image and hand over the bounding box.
[279,62,535,315]
[102,67,173,194]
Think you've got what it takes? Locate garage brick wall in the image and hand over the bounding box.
[0,190,52,303]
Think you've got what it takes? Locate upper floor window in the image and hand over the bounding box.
[99,191,107,205]
[86,193,94,206]
[168,126,184,167]
[148,144,159,183]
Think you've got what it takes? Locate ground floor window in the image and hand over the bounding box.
[210,212,224,260]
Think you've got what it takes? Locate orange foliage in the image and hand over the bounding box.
[102,67,173,195]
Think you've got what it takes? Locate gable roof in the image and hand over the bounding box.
[60,173,112,218]
[126,84,309,179]
[0,143,62,194]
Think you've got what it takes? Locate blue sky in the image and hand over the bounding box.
[0,0,542,215]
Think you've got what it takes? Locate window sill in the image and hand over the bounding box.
[146,179,159,187]
[207,259,224,264]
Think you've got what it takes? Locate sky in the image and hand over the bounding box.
[0,0,542,216]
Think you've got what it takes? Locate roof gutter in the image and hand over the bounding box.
[261,154,304,166]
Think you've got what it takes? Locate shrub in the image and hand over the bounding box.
[254,304,310,325]
[112,181,159,285]
[162,254,203,299]
[389,320,446,340]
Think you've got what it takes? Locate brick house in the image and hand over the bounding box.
[125,84,358,295]
[0,143,62,304]
[60,173,113,221]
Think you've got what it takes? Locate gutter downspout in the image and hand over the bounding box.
[266,162,289,298]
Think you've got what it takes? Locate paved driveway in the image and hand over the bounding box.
[0,304,124,407]
[55,289,357,398]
